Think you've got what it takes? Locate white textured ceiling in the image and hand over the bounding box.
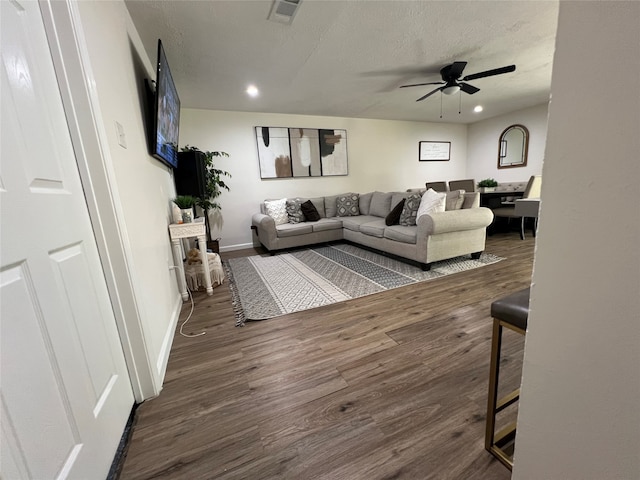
[125,0,559,124]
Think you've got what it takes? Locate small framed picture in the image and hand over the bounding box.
[419,141,451,162]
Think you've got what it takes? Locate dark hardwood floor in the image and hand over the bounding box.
[117,233,533,479]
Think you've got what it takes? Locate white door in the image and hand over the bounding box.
[0,1,135,479]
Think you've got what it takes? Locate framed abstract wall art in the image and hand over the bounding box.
[255,126,348,178]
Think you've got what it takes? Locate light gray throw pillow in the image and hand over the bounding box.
[286,198,305,223]
[445,190,465,211]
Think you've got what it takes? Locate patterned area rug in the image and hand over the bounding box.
[225,243,503,326]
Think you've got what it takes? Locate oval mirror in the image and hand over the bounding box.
[498,124,529,169]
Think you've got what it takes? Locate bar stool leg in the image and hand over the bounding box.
[485,318,502,452]
[486,318,525,470]
[487,287,529,470]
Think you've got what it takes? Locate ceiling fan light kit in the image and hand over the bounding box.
[400,61,516,102]
[442,85,460,95]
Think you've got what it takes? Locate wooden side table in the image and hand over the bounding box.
[168,218,213,300]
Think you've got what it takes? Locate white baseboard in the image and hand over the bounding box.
[156,293,183,383]
[219,242,254,252]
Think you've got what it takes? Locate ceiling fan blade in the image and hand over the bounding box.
[416,87,443,102]
[448,61,467,78]
[400,81,444,89]
[459,82,480,94]
[462,65,516,81]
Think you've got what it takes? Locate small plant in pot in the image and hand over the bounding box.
[173,195,197,223]
[181,145,231,251]
[477,178,499,192]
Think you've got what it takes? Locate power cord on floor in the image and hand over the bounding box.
[170,265,205,338]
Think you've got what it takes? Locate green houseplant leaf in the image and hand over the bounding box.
[477,178,499,188]
[179,146,231,243]
[173,195,197,208]
[180,145,231,212]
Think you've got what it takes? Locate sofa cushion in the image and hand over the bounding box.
[384,225,418,244]
[391,192,410,209]
[359,192,374,215]
[341,215,379,232]
[369,191,393,217]
[336,193,360,216]
[275,223,313,237]
[324,193,344,218]
[385,199,405,226]
[417,188,446,219]
[293,197,325,218]
[308,197,326,218]
[286,198,305,223]
[399,193,421,226]
[360,219,387,238]
[445,190,465,211]
[462,192,480,209]
[312,218,343,232]
[265,198,288,225]
[301,199,321,221]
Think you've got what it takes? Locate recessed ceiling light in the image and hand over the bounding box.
[246,85,259,97]
[474,105,483,113]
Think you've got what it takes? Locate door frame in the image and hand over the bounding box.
[38,0,158,401]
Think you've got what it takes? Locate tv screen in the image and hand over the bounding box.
[153,39,180,168]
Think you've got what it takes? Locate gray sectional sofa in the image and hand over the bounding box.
[251,190,494,270]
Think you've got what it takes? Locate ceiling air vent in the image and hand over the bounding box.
[268,0,302,25]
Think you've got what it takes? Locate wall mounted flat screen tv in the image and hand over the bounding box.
[152,39,180,169]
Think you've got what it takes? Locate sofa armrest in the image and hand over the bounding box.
[252,213,277,247]
[418,207,494,235]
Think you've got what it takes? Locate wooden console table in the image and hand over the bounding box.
[480,190,525,209]
[168,218,213,300]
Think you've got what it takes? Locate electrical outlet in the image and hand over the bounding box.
[115,121,127,148]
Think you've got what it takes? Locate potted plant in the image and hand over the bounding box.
[173,195,197,223]
[477,178,499,193]
[180,146,231,251]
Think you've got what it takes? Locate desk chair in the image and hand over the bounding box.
[491,175,541,239]
[514,199,540,239]
[425,181,448,192]
[448,179,476,192]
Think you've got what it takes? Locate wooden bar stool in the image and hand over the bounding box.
[485,287,530,470]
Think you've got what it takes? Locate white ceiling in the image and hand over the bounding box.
[125,0,559,124]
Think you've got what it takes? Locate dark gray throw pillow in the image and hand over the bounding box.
[385,199,405,226]
[300,199,321,222]
[399,193,422,226]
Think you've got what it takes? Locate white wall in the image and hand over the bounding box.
[514,3,640,479]
[467,103,548,184]
[181,110,467,249]
[76,2,182,386]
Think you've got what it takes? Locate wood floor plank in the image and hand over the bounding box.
[117,233,533,479]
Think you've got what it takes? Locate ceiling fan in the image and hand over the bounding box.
[400,61,516,102]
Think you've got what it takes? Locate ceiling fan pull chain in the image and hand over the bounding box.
[440,92,443,119]
[459,91,462,114]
